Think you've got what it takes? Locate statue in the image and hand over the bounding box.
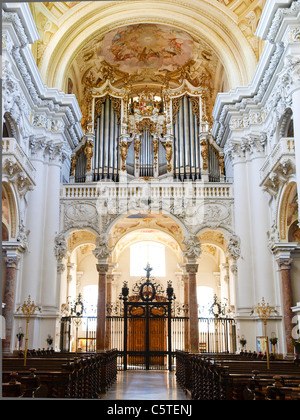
[119,140,129,171]
[162,140,173,172]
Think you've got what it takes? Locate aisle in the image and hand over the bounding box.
[101,370,189,400]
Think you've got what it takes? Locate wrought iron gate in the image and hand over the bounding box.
[121,264,174,371]
[123,300,172,371]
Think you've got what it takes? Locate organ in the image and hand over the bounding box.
[70,79,225,183]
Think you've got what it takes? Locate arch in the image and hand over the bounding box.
[2,182,19,240]
[197,226,232,252]
[39,1,257,91]
[111,227,184,265]
[278,181,298,242]
[3,112,19,142]
[66,228,97,254]
[106,211,189,244]
[277,108,294,141]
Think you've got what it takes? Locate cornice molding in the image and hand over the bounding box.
[2,6,83,150]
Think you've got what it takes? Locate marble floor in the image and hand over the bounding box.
[101,370,189,400]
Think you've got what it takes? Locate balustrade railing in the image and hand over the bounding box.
[2,137,36,182]
[61,181,233,200]
[260,137,295,183]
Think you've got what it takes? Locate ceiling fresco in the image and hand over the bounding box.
[29,1,266,131]
[76,22,217,90]
[100,24,194,74]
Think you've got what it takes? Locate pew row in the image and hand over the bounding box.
[175,351,300,400]
[2,350,118,399]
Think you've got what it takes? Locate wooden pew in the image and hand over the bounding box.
[2,350,118,398]
[175,351,300,400]
[2,372,23,398]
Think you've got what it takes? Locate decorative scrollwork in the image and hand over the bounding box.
[136,118,157,134]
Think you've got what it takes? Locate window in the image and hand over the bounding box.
[82,285,97,332]
[130,241,165,277]
[197,286,214,318]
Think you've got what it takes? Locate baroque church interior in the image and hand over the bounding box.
[2,0,300,401]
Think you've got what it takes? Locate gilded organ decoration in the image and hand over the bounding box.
[120,140,130,171]
[162,141,173,173]
[152,138,159,170]
[84,140,93,171]
[200,139,209,171]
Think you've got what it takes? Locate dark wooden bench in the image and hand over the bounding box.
[2,349,118,398]
[175,351,300,400]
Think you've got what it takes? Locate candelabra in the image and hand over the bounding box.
[16,295,41,366]
[209,295,225,354]
[71,293,84,355]
[251,297,278,369]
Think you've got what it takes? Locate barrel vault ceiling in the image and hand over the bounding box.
[29,0,266,131]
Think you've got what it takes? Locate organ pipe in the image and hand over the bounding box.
[93,96,120,181]
[73,91,222,182]
[172,95,201,180]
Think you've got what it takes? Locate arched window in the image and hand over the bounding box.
[130,241,165,277]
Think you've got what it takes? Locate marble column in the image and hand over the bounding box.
[96,263,108,352]
[183,274,190,352]
[105,263,116,350]
[274,246,296,355]
[3,250,20,355]
[185,262,199,353]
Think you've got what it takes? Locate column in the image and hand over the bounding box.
[227,141,254,313]
[185,262,199,353]
[248,136,275,303]
[2,248,21,354]
[273,244,297,355]
[21,138,47,302]
[220,263,231,308]
[178,264,189,351]
[96,263,108,352]
[289,74,300,204]
[105,263,116,350]
[41,147,64,315]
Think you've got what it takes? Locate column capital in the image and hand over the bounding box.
[96,263,109,273]
[185,263,198,274]
[182,235,202,261]
[224,139,246,165]
[5,254,20,268]
[272,242,298,269]
[93,234,112,261]
[3,242,24,267]
[277,257,293,270]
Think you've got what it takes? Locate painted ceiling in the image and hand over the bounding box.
[29,0,266,130]
[100,24,194,74]
[76,21,217,91]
